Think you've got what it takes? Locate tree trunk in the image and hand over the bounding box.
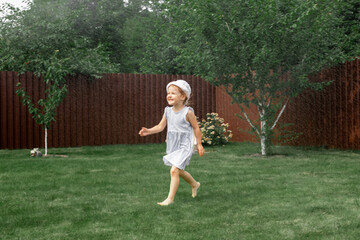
[259,106,272,156]
[44,127,48,156]
[238,97,289,157]
[260,120,272,156]
[260,135,266,156]
[260,131,272,156]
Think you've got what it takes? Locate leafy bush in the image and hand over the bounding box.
[198,113,232,146]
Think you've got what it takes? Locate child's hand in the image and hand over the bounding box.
[197,144,205,157]
[139,127,149,136]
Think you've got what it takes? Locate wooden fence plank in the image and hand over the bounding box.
[82,76,89,146]
[76,78,81,147]
[352,60,360,148]
[345,62,350,149]
[0,72,7,149]
[128,74,135,144]
[356,59,360,148]
[14,73,21,149]
[26,73,34,148]
[56,92,64,148]
[121,74,128,144]
[108,74,114,144]
[7,72,14,149]
[98,76,105,145]
[108,74,114,145]
[32,74,40,148]
[39,75,46,148]
[334,67,340,148]
[329,68,338,148]
[116,74,123,144]
[148,74,157,143]
[95,77,101,145]
[87,78,95,146]
[340,64,346,149]
[19,73,27,148]
[142,74,149,144]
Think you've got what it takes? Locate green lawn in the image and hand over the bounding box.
[1,142,360,239]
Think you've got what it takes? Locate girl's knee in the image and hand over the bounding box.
[170,166,180,176]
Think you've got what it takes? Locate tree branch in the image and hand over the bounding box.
[271,98,289,130]
[243,110,260,136]
[225,88,260,136]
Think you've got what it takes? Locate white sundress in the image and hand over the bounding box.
[163,106,195,170]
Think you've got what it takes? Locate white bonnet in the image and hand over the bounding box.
[166,80,191,104]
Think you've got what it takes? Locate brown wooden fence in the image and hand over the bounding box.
[1,58,359,150]
[281,58,360,149]
[216,59,360,150]
[0,73,216,149]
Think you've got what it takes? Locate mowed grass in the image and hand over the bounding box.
[1,142,360,239]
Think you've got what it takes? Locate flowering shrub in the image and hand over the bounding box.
[198,113,232,146]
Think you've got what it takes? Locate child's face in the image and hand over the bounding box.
[167,85,186,106]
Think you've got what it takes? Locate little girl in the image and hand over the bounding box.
[139,80,205,206]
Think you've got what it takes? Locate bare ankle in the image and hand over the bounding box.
[192,182,200,198]
[157,198,174,206]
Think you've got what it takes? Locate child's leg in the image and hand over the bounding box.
[179,170,200,198]
[158,166,180,206]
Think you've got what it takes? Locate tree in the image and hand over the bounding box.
[340,0,360,58]
[68,0,162,73]
[16,52,69,156]
[122,0,161,73]
[153,0,347,156]
[68,0,130,72]
[140,1,188,74]
[0,0,118,155]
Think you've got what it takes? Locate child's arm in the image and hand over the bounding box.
[187,110,205,157]
[139,114,167,136]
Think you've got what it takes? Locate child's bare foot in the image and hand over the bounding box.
[192,182,200,198]
[157,198,174,206]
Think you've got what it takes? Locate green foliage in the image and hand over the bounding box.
[0,0,119,76]
[16,51,68,129]
[68,0,162,73]
[340,0,360,58]
[274,123,303,145]
[140,1,192,74]
[122,9,157,73]
[198,113,232,146]
[148,0,350,155]
[68,0,127,72]
[0,0,120,149]
[163,0,347,92]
